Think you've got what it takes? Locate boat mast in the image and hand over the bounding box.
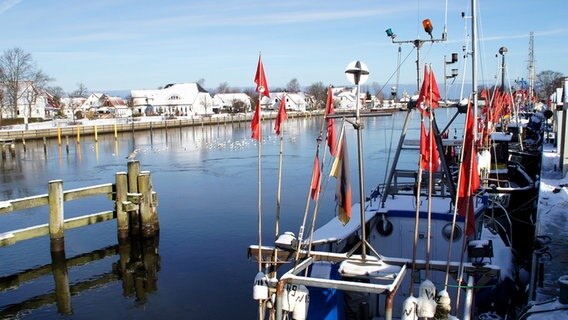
[472,0,478,133]
[528,32,535,108]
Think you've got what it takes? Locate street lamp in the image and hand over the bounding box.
[444,53,459,102]
[498,46,508,91]
[386,19,447,92]
[345,60,370,259]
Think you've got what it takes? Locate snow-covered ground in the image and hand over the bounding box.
[523,143,568,319]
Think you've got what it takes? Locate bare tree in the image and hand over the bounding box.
[0,47,53,126]
[536,70,564,100]
[71,83,89,98]
[286,78,301,93]
[306,82,327,110]
[216,82,231,94]
[197,78,206,88]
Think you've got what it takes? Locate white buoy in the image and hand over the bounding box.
[253,271,268,300]
[291,285,309,320]
[417,279,437,318]
[435,289,451,319]
[401,296,418,320]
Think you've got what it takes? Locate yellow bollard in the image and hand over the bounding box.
[57,127,61,145]
[94,125,98,142]
[76,125,80,144]
[114,123,118,140]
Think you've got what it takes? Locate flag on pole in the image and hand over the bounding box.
[457,103,480,236]
[419,121,440,172]
[330,134,352,225]
[251,103,261,141]
[325,86,337,156]
[251,54,269,140]
[310,153,321,200]
[274,94,287,136]
[416,65,430,113]
[254,55,270,98]
[416,65,441,113]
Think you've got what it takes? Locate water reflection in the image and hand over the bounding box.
[0,235,160,317]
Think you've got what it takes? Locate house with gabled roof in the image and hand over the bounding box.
[131,83,212,116]
[0,81,50,120]
[212,93,252,113]
[261,92,308,112]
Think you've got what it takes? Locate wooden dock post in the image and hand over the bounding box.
[48,180,65,252]
[57,127,62,145]
[76,125,80,144]
[51,250,72,315]
[1,144,6,160]
[138,171,155,237]
[116,172,129,239]
[114,123,118,141]
[43,136,47,155]
[22,137,26,152]
[94,125,98,142]
[10,142,15,158]
[65,136,69,154]
[127,160,141,235]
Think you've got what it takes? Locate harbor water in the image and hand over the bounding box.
[0,108,541,319]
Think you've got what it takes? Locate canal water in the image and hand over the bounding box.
[0,110,463,319]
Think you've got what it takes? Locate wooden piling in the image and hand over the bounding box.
[51,250,72,315]
[1,144,6,160]
[43,136,47,155]
[114,123,118,141]
[65,136,69,154]
[22,138,27,152]
[48,180,65,252]
[127,161,141,235]
[116,172,129,239]
[76,125,80,144]
[57,127,62,145]
[94,125,98,142]
[10,142,15,158]
[138,171,155,237]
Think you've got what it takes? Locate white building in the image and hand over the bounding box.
[0,81,50,120]
[261,92,309,112]
[131,83,213,117]
[212,93,252,113]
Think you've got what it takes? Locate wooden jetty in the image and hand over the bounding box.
[0,160,159,251]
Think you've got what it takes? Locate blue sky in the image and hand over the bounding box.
[0,0,566,95]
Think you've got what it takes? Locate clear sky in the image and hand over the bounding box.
[0,0,566,94]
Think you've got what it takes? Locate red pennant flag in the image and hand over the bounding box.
[274,94,287,136]
[457,103,480,236]
[419,121,440,172]
[325,86,337,157]
[330,134,352,225]
[310,153,321,200]
[429,68,441,108]
[254,55,270,97]
[251,103,261,141]
[416,65,430,114]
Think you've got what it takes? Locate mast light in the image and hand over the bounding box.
[422,19,433,37]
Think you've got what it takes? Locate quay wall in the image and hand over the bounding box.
[0,111,318,142]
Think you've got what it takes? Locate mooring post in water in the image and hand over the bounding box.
[22,137,26,152]
[1,144,6,160]
[127,160,141,235]
[57,127,62,145]
[48,180,65,252]
[43,136,47,155]
[114,123,118,141]
[94,125,98,142]
[51,250,72,315]
[76,125,80,144]
[65,136,69,154]
[116,172,129,239]
[138,171,155,237]
[10,142,15,158]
